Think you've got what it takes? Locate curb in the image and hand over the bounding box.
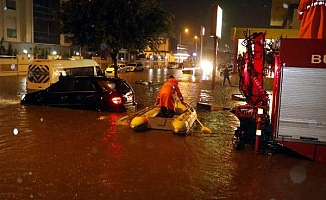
[231,94,246,101]
[197,102,231,111]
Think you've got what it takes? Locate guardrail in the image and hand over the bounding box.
[0,55,30,76]
[0,56,114,76]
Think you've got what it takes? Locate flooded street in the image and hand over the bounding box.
[0,70,325,200]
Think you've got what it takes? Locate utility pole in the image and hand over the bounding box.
[210,4,222,90]
[200,26,205,63]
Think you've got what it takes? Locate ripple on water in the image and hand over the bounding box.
[1,72,325,199]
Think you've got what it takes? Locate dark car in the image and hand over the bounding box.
[21,76,137,112]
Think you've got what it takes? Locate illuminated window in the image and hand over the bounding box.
[6,0,16,10]
[159,38,166,44]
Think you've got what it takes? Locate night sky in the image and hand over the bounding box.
[157,0,272,52]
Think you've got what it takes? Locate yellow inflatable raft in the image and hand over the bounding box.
[130,101,197,135]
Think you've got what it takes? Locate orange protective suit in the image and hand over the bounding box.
[297,0,326,39]
[156,77,184,111]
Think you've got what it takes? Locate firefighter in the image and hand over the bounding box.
[222,67,231,85]
[297,0,326,39]
[156,75,184,118]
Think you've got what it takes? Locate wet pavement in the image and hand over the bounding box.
[0,69,325,200]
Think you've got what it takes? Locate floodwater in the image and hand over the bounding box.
[0,69,325,200]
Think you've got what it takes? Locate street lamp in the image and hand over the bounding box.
[194,35,198,53]
[179,28,189,47]
[200,26,205,64]
[179,28,189,63]
[194,36,198,65]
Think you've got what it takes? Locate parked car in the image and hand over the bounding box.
[105,64,127,76]
[21,76,137,112]
[125,63,144,72]
[167,62,178,69]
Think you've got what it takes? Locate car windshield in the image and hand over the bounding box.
[114,80,131,93]
[97,80,131,93]
[128,63,137,66]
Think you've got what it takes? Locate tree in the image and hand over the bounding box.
[41,48,46,58]
[33,46,40,58]
[7,43,13,56]
[60,0,174,78]
[0,37,6,55]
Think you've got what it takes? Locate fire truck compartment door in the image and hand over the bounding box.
[277,67,326,142]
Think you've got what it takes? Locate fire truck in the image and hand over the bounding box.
[232,30,326,163]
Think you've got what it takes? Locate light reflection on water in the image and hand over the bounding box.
[0,72,325,199]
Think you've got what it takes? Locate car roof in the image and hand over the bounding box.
[59,76,128,82]
[110,64,125,66]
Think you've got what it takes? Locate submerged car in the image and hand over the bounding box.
[21,76,137,112]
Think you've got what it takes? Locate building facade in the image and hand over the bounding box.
[0,0,72,58]
[0,0,172,67]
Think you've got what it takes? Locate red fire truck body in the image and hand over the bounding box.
[233,32,326,162]
[273,38,326,162]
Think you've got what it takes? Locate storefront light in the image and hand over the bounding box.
[257,108,264,115]
[256,129,262,136]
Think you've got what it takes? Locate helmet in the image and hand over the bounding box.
[168,77,178,84]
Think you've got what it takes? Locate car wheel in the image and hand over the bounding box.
[94,102,102,112]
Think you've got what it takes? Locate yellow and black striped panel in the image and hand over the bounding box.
[28,64,50,83]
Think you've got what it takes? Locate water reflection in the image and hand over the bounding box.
[0,73,325,199]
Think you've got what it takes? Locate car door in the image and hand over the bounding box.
[67,78,97,109]
[47,78,73,106]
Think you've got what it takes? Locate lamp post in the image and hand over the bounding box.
[194,35,198,65]
[200,26,205,63]
[194,35,198,53]
[179,28,189,63]
[210,4,222,90]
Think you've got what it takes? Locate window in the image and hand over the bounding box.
[96,66,104,76]
[118,53,124,60]
[51,78,72,92]
[98,81,120,93]
[73,80,94,91]
[6,17,17,38]
[98,80,131,94]
[64,67,94,76]
[7,29,17,38]
[6,0,16,10]
[159,38,166,44]
[33,0,61,44]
